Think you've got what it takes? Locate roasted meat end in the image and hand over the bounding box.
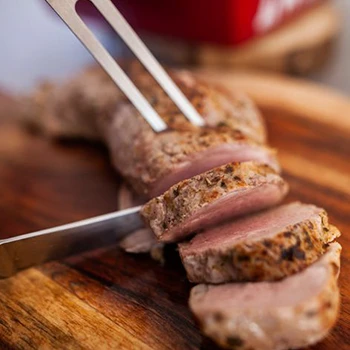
[189,242,341,350]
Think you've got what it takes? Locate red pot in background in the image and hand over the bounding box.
[79,0,322,46]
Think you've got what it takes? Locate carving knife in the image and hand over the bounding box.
[0,206,143,278]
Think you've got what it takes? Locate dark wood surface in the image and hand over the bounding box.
[0,73,349,349]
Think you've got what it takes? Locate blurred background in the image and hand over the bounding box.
[0,0,349,95]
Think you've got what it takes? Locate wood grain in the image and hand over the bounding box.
[0,72,349,349]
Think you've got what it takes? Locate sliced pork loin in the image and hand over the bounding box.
[189,242,341,350]
[141,162,288,243]
[179,202,340,283]
[21,62,277,198]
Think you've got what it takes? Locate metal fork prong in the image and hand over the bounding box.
[89,0,205,127]
[45,0,167,132]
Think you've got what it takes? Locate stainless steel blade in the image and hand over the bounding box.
[0,206,143,278]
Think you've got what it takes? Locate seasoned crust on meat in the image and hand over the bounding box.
[99,61,274,196]
[189,242,342,350]
[123,62,267,144]
[105,103,279,196]
[141,161,288,242]
[21,62,272,197]
[23,62,266,142]
[179,202,340,283]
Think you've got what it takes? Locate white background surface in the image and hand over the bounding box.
[0,0,348,94]
[0,0,118,93]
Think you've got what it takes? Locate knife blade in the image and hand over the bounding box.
[0,206,143,279]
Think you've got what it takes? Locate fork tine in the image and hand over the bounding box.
[89,0,205,127]
[46,0,205,129]
[46,0,167,132]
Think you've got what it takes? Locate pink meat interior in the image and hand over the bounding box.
[162,182,288,242]
[150,143,278,197]
[190,244,336,314]
[180,202,321,255]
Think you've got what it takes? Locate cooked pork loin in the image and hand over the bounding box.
[22,62,278,197]
[25,62,266,143]
[20,60,342,350]
[189,242,341,350]
[141,162,288,243]
[179,202,340,283]
[105,112,279,197]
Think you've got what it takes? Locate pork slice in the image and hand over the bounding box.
[22,61,273,197]
[141,162,288,243]
[189,242,342,350]
[179,202,340,283]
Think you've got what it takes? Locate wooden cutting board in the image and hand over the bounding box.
[0,72,349,350]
